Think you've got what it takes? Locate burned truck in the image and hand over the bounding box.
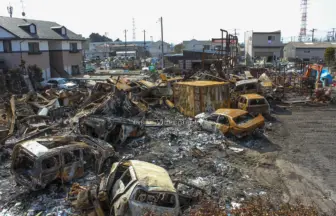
[11,135,117,191]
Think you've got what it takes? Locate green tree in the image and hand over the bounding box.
[324,47,335,66]
[89,33,113,42]
[174,43,184,53]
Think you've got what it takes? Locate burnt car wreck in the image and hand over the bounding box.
[11,135,117,190]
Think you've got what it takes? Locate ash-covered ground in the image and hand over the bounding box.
[1,105,336,215]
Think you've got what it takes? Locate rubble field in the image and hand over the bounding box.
[1,104,336,215]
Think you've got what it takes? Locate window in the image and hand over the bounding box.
[70,43,78,52]
[249,98,266,105]
[234,113,254,125]
[42,155,60,170]
[3,41,12,53]
[239,97,247,104]
[30,25,36,34]
[304,50,310,53]
[28,42,40,54]
[267,36,275,44]
[121,169,132,186]
[61,27,66,35]
[73,149,81,161]
[267,36,275,41]
[203,45,210,50]
[217,115,229,125]
[63,152,75,165]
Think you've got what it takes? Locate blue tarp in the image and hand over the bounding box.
[320,68,333,86]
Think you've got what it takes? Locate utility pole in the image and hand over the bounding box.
[143,30,146,58]
[310,28,317,42]
[159,17,164,69]
[124,30,128,59]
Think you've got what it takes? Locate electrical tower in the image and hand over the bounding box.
[132,18,136,41]
[299,0,308,42]
[7,3,13,17]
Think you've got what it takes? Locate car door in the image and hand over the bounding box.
[111,168,136,216]
[216,115,230,134]
[60,148,85,182]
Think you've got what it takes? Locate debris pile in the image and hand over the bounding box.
[0,62,334,215]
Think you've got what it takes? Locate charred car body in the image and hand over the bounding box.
[78,116,145,145]
[195,108,265,138]
[74,160,204,216]
[11,135,117,190]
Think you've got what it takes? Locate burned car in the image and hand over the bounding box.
[195,108,265,138]
[237,94,270,116]
[78,116,145,145]
[74,160,182,216]
[11,135,117,191]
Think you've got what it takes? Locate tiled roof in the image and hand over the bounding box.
[0,16,85,40]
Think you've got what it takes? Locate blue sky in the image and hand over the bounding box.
[1,0,335,44]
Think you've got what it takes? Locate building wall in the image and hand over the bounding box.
[244,31,253,61]
[252,33,282,47]
[62,51,82,75]
[149,41,172,58]
[296,48,326,61]
[62,41,83,50]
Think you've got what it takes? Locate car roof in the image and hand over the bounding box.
[215,108,248,118]
[128,160,176,193]
[21,140,49,157]
[241,93,265,99]
[20,137,89,157]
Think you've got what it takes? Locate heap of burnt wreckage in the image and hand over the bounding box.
[0,65,334,216]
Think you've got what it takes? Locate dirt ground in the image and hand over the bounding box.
[247,105,336,214]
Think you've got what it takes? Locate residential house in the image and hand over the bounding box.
[182,40,213,51]
[283,42,336,62]
[0,16,85,79]
[244,31,283,62]
[87,40,172,59]
[148,41,172,58]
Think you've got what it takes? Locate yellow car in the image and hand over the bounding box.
[237,93,270,116]
[195,108,265,138]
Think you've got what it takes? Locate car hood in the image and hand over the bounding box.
[195,112,210,119]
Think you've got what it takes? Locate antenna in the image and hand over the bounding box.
[20,0,26,17]
[7,3,13,18]
[132,18,136,41]
[299,0,308,41]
